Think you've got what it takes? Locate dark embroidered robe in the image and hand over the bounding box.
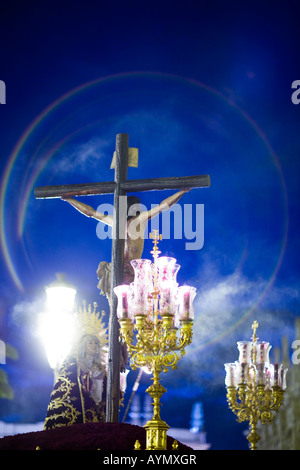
[44,355,106,430]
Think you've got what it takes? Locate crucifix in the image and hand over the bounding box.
[34,133,211,423]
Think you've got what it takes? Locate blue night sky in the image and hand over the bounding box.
[0,0,299,451]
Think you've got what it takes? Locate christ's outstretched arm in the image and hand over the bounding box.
[140,188,190,222]
[62,197,113,226]
[62,188,190,228]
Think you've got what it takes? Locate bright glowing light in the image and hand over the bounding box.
[45,285,76,313]
[38,311,75,370]
[39,274,76,372]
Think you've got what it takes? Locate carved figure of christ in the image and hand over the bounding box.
[62,188,189,289]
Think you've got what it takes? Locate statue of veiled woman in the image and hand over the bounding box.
[44,303,115,430]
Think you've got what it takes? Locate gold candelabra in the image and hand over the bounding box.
[225,321,287,450]
[114,231,196,450]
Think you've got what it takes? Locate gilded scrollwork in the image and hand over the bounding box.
[45,374,81,427]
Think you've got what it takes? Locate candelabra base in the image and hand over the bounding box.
[142,372,169,450]
[247,425,261,451]
[144,418,170,450]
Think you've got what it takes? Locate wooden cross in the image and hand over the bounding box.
[34,133,211,423]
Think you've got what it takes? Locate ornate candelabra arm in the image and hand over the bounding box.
[271,386,284,412]
[226,384,261,450]
[134,316,156,353]
[226,386,240,414]
[118,318,138,355]
[237,383,247,406]
[177,319,193,351]
[161,314,174,340]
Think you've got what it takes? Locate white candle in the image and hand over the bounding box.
[273,364,279,386]
[114,285,130,319]
[255,342,270,364]
[160,287,171,314]
[225,363,236,387]
[237,341,252,364]
[175,286,196,322]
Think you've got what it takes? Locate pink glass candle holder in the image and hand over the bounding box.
[280,367,288,390]
[237,341,252,364]
[235,361,249,383]
[225,363,237,387]
[173,264,181,282]
[131,259,152,288]
[255,363,266,385]
[132,284,150,315]
[272,363,279,387]
[177,286,196,320]
[120,369,130,393]
[159,286,178,317]
[159,287,171,314]
[128,282,136,319]
[265,365,273,389]
[130,259,153,316]
[272,364,288,390]
[156,258,180,317]
[271,364,282,388]
[114,284,131,319]
[255,341,271,364]
[133,278,152,316]
[156,257,177,288]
